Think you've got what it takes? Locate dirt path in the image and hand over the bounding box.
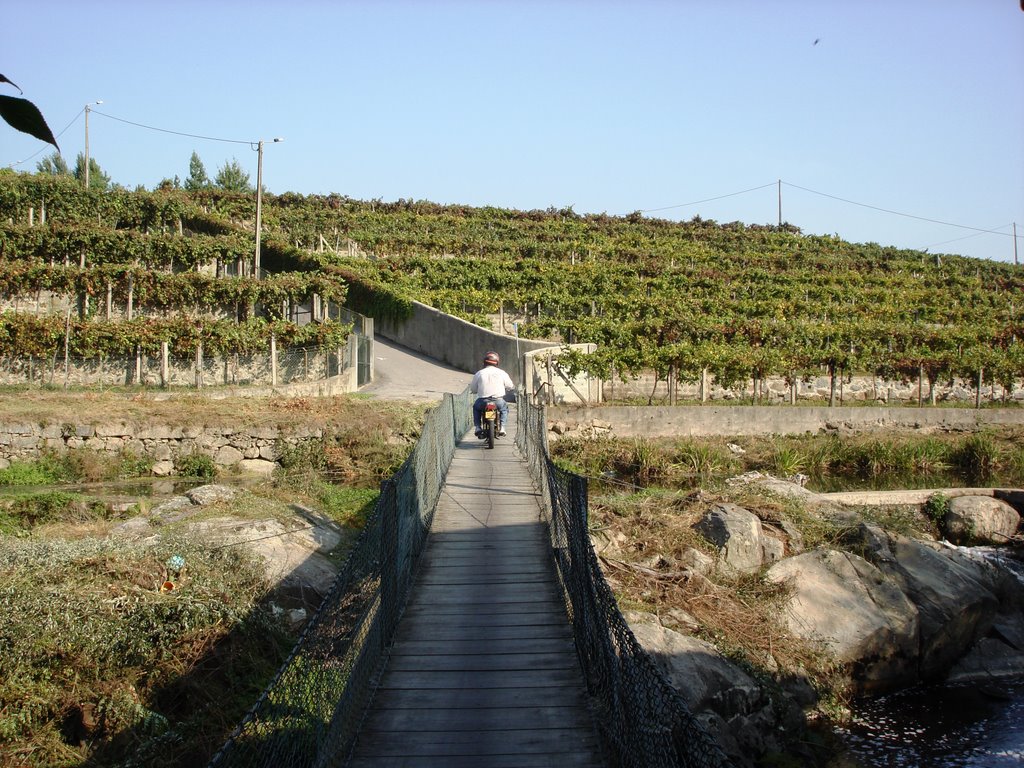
[359,335,472,401]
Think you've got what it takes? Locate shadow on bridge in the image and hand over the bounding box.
[345,418,604,767]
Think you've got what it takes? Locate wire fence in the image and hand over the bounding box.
[206,387,473,768]
[516,393,734,768]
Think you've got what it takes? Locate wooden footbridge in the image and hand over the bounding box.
[208,390,730,768]
[346,414,605,767]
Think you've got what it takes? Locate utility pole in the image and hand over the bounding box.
[1015,222,1019,266]
[253,137,283,279]
[777,179,782,227]
[254,140,264,278]
[83,100,102,189]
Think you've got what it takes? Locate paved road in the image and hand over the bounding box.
[360,335,472,401]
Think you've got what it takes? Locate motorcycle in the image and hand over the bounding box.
[478,397,503,449]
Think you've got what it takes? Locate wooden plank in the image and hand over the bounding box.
[389,637,575,657]
[361,704,596,733]
[385,652,578,672]
[348,752,604,768]
[348,727,601,761]
[400,600,563,618]
[407,583,560,605]
[393,621,571,643]
[369,684,588,710]
[373,667,587,690]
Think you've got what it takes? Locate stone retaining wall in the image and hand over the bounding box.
[0,421,328,475]
[607,372,1024,405]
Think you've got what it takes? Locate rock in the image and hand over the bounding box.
[853,528,1000,680]
[945,637,1024,683]
[660,607,700,633]
[151,460,174,477]
[945,496,1021,545]
[766,548,919,694]
[625,611,803,768]
[679,547,715,576]
[112,517,154,538]
[189,515,343,609]
[150,496,198,524]
[238,458,277,476]
[694,503,768,572]
[186,484,237,506]
[214,445,244,466]
[761,533,785,564]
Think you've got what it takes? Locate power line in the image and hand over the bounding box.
[782,181,1016,239]
[5,106,86,169]
[90,109,253,146]
[922,224,1014,251]
[640,182,777,213]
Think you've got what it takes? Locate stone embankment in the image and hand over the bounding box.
[0,421,323,475]
[615,473,1024,768]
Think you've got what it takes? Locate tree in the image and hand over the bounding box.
[37,151,71,176]
[214,157,252,192]
[73,153,111,192]
[185,151,209,191]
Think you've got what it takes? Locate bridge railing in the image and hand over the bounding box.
[207,387,473,768]
[516,393,734,768]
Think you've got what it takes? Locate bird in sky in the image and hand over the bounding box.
[813,38,820,45]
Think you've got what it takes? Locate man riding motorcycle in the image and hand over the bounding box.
[470,351,514,438]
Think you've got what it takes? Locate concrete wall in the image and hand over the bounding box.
[525,346,602,405]
[547,404,1024,439]
[375,300,555,388]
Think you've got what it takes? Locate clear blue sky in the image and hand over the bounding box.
[5,0,1023,263]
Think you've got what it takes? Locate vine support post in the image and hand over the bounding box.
[195,343,204,389]
[271,333,278,387]
[161,342,169,388]
[62,308,71,390]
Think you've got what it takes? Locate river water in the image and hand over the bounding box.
[837,546,1024,767]
[838,679,1024,767]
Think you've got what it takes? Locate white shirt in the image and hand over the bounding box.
[471,365,514,398]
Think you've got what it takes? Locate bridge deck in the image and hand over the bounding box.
[346,411,605,767]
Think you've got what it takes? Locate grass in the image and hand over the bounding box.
[552,428,1024,492]
[0,393,426,767]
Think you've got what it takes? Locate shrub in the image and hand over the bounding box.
[949,434,1000,481]
[0,458,65,486]
[173,452,216,480]
[923,491,950,531]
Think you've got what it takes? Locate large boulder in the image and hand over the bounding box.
[694,503,782,573]
[944,495,1021,545]
[851,525,1001,679]
[766,548,920,694]
[626,611,805,768]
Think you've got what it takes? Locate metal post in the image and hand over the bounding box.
[83,101,102,189]
[84,105,91,189]
[254,140,264,278]
[777,179,782,227]
[253,137,283,280]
